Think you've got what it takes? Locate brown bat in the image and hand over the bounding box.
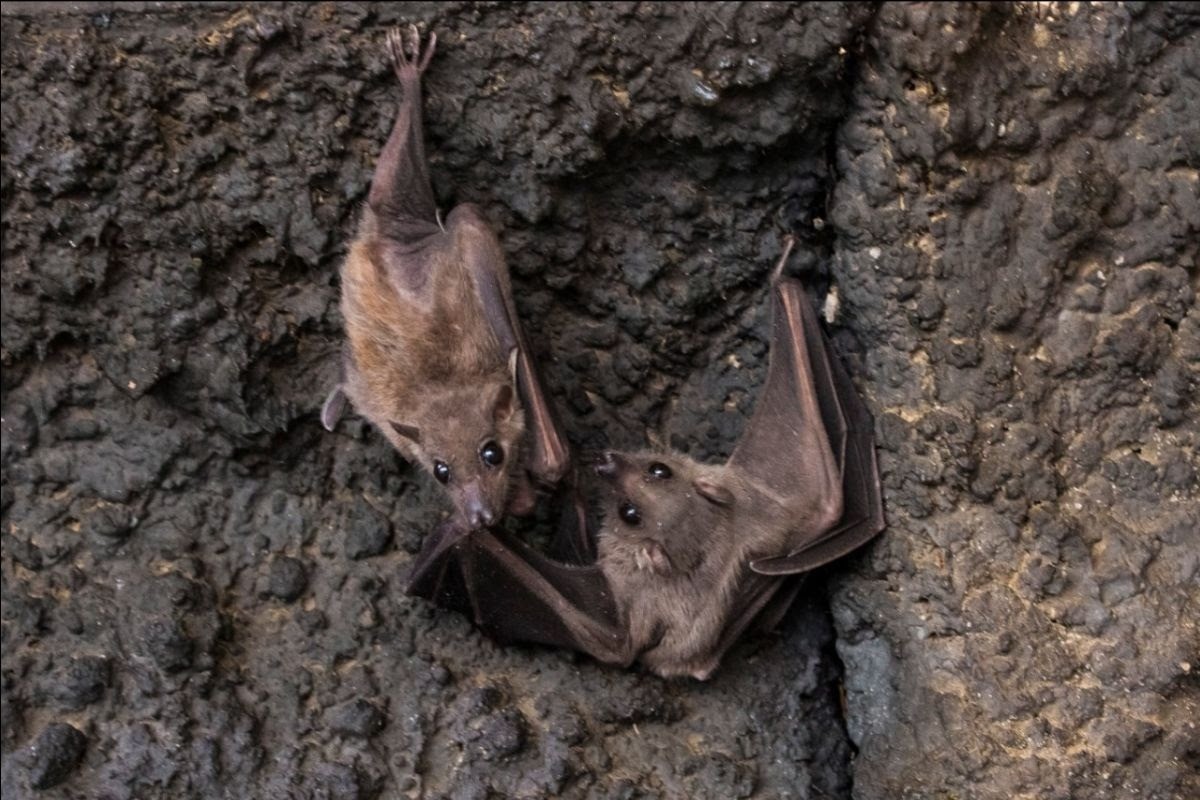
[322,27,569,528]
[407,238,885,679]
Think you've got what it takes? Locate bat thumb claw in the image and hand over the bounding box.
[771,234,796,284]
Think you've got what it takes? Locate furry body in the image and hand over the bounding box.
[324,28,567,528]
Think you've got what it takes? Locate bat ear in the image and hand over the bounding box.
[492,383,516,424]
[492,348,519,423]
[693,477,734,507]
[645,427,667,450]
[322,385,348,431]
[638,541,673,575]
[390,420,421,443]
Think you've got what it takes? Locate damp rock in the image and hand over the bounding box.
[342,501,393,561]
[48,656,111,710]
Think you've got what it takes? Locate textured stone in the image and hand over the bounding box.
[2,4,1195,800]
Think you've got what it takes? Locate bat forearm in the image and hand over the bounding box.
[517,352,571,486]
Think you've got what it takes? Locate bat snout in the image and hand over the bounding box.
[461,484,496,530]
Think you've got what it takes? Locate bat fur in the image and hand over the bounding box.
[593,448,839,679]
[406,237,885,680]
[591,238,867,679]
[325,27,566,529]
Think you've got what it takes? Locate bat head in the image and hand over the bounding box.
[593,450,737,579]
[383,375,526,530]
[341,341,527,530]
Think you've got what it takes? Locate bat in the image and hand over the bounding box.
[322,27,569,528]
[407,237,885,679]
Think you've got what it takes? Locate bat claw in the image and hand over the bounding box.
[770,234,797,285]
[407,23,420,62]
[387,24,437,81]
[420,31,438,71]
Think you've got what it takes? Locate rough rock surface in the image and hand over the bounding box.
[0,3,1196,800]
[828,4,1199,799]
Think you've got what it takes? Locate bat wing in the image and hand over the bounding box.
[407,522,631,665]
[729,276,885,577]
[441,203,572,489]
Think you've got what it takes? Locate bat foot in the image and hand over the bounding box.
[387,24,437,82]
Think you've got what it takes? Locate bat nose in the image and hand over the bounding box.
[594,451,618,478]
[468,506,495,528]
[462,485,495,529]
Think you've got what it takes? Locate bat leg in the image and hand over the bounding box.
[367,26,441,242]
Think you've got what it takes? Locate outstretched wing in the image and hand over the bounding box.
[407,521,632,666]
[728,275,885,576]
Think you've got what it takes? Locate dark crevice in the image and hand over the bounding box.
[802,7,881,797]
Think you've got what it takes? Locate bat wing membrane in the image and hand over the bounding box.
[407,522,632,665]
[742,279,885,576]
[442,205,572,487]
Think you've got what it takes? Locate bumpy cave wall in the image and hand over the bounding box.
[828,5,1199,799]
[1,3,1197,800]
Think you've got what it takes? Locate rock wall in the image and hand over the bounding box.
[827,5,1199,799]
[1,3,1196,799]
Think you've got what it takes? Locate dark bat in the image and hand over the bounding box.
[407,237,885,679]
[322,27,569,528]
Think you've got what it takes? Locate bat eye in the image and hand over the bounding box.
[433,460,451,484]
[647,462,673,479]
[480,440,504,468]
[618,501,642,527]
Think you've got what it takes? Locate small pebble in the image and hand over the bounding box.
[27,723,87,790]
[329,698,387,739]
[268,557,307,602]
